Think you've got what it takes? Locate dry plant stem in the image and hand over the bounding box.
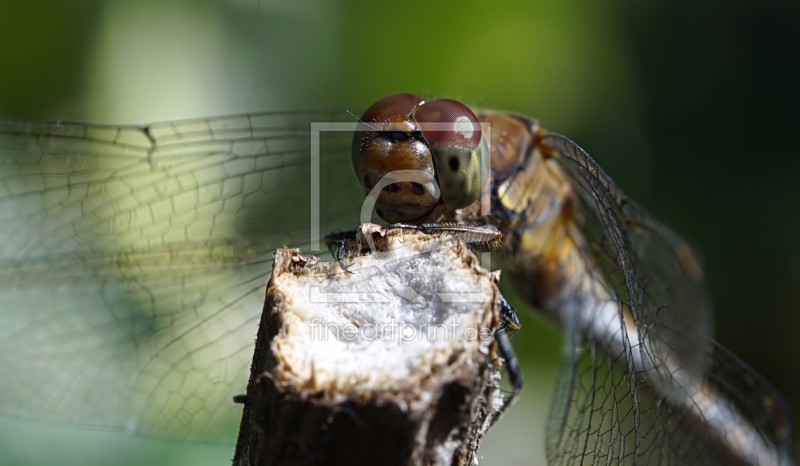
[233,224,506,466]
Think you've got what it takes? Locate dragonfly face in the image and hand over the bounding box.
[0,96,794,464]
[351,93,488,222]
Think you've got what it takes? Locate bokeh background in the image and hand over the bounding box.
[0,0,798,464]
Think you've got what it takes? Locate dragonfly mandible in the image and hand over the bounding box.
[0,94,793,464]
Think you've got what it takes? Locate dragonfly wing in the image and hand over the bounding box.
[541,134,793,464]
[0,113,360,442]
[544,134,714,357]
[545,308,714,464]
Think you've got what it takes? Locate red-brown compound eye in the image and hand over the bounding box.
[411,99,487,210]
[351,94,441,223]
[359,93,421,124]
[412,99,481,151]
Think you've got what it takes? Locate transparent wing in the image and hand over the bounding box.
[0,113,362,442]
[541,134,793,465]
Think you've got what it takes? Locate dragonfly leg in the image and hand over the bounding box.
[326,222,502,270]
[384,222,502,252]
[486,331,523,432]
[324,230,359,273]
[486,294,523,432]
[497,292,521,335]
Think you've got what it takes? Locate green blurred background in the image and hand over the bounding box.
[0,0,798,464]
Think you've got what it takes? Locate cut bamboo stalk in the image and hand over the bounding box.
[233,224,507,466]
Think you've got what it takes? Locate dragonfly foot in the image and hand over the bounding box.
[324,230,359,274]
[484,294,523,434]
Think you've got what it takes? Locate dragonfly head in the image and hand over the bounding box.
[351,93,489,223]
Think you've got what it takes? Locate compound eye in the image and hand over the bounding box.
[359,93,421,125]
[413,99,486,210]
[352,93,423,193]
[413,99,481,150]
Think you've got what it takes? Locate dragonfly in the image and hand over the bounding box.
[0,93,793,464]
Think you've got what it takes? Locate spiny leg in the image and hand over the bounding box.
[324,222,502,269]
[497,292,521,336]
[324,229,359,272]
[486,294,523,431]
[384,222,502,252]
